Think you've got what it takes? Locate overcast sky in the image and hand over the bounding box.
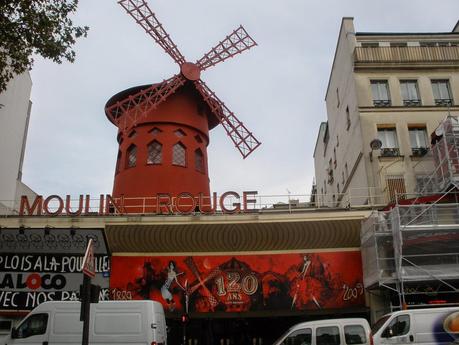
[22,0,459,200]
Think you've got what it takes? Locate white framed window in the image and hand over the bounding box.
[371,80,391,106]
[431,80,453,106]
[409,128,428,148]
[378,128,398,148]
[400,80,421,106]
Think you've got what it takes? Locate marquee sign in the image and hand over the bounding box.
[0,228,110,311]
[19,191,259,216]
[110,251,364,314]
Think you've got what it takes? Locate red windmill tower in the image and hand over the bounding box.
[104,0,261,213]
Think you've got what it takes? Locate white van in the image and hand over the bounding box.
[3,300,167,345]
[273,318,372,345]
[372,307,459,345]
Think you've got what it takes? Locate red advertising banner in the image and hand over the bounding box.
[110,251,364,313]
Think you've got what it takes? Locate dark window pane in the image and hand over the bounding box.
[345,325,366,345]
[173,143,186,166]
[16,313,48,338]
[195,149,204,172]
[127,145,137,168]
[282,328,312,345]
[317,326,340,345]
[147,141,162,164]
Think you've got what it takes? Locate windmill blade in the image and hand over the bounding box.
[194,79,261,159]
[196,25,257,71]
[105,74,186,133]
[118,0,186,65]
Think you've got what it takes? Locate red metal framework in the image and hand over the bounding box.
[196,26,257,71]
[105,74,186,132]
[194,79,261,158]
[118,0,185,65]
[109,0,261,158]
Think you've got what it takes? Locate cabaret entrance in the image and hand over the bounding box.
[109,249,368,344]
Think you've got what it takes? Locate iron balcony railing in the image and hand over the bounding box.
[354,45,459,64]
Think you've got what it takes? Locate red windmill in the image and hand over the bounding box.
[104,0,260,213]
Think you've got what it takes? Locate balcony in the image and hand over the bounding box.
[403,99,421,107]
[373,99,391,107]
[380,147,400,157]
[411,147,428,157]
[434,98,453,107]
[354,46,459,65]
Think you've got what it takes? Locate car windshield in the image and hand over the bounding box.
[272,328,294,345]
[372,315,390,334]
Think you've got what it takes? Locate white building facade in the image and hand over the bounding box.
[0,72,35,214]
[314,18,459,207]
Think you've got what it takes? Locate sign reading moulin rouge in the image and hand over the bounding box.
[19,191,259,216]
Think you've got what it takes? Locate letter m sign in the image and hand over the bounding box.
[82,239,96,278]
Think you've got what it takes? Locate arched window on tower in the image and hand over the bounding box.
[126,144,137,168]
[147,140,162,165]
[115,151,122,174]
[172,142,186,167]
[195,148,204,173]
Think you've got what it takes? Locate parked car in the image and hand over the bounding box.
[3,300,167,345]
[372,307,459,345]
[272,318,372,345]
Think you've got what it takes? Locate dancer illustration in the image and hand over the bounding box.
[161,260,185,311]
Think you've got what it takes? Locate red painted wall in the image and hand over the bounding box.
[108,84,215,211]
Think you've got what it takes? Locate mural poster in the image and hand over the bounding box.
[110,251,364,313]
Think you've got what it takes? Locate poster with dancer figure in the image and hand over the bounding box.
[110,251,365,313]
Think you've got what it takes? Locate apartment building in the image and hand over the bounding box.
[314,18,459,207]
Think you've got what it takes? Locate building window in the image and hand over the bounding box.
[342,171,345,185]
[147,140,162,164]
[149,127,162,136]
[371,80,391,107]
[400,80,421,106]
[378,128,400,157]
[345,163,349,180]
[323,123,329,156]
[346,107,351,130]
[333,148,337,168]
[128,129,137,138]
[115,151,121,174]
[174,129,186,138]
[336,135,339,146]
[390,42,407,47]
[431,80,453,106]
[126,144,137,168]
[386,175,406,202]
[194,135,203,143]
[172,142,186,167]
[361,42,379,48]
[336,88,340,108]
[409,127,428,156]
[195,148,204,172]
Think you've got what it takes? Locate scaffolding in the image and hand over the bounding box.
[362,115,459,309]
[362,202,459,309]
[425,115,459,193]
